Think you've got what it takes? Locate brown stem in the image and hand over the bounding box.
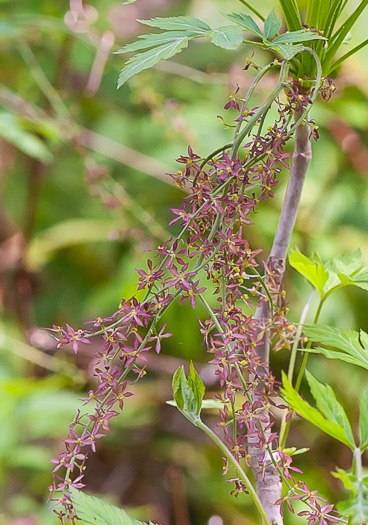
[250,109,312,525]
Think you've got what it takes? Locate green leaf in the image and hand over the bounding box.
[208,25,243,50]
[188,361,205,412]
[359,389,368,450]
[303,324,368,370]
[273,30,326,44]
[323,0,368,75]
[281,372,355,449]
[348,267,368,292]
[138,16,210,32]
[289,249,329,297]
[115,31,199,54]
[323,0,346,39]
[264,9,282,40]
[172,363,205,424]
[70,488,155,524]
[278,0,303,31]
[270,43,304,59]
[225,13,263,38]
[167,398,223,409]
[325,249,362,275]
[337,496,368,524]
[117,37,190,87]
[306,371,355,449]
[306,0,330,31]
[172,367,185,411]
[329,38,368,73]
[0,112,53,163]
[122,0,141,4]
[332,467,357,493]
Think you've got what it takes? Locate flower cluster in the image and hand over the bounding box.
[49,71,333,524]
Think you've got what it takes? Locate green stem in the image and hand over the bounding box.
[196,418,271,525]
[294,296,324,393]
[230,62,278,159]
[232,60,290,156]
[279,290,314,448]
[236,0,265,22]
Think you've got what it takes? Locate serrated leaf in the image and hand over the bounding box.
[208,25,243,50]
[360,389,368,450]
[306,371,355,449]
[138,16,210,32]
[281,372,355,449]
[270,43,304,59]
[303,324,368,370]
[273,30,326,44]
[70,488,154,524]
[115,31,198,54]
[289,249,329,296]
[225,13,263,38]
[118,37,190,87]
[348,267,368,292]
[264,9,282,40]
[325,249,362,275]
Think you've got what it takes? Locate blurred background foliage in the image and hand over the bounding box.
[0,0,368,524]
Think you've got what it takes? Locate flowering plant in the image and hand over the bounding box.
[48,1,368,524]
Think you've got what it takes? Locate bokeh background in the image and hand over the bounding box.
[1,0,368,524]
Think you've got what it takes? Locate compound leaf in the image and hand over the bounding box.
[70,488,155,524]
[208,25,243,49]
[138,16,210,32]
[264,9,282,40]
[303,324,368,370]
[306,371,355,449]
[118,37,190,87]
[115,31,198,54]
[225,13,263,38]
[273,30,326,44]
[281,372,355,449]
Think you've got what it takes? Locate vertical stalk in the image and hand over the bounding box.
[249,107,313,525]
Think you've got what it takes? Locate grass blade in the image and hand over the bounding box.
[323,0,368,73]
[278,0,302,31]
[328,38,368,73]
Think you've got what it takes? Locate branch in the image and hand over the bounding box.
[249,49,321,524]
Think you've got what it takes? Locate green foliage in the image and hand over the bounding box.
[138,16,211,32]
[289,249,368,300]
[324,0,368,73]
[117,36,192,88]
[333,466,368,524]
[303,324,368,370]
[70,488,158,525]
[172,362,205,424]
[0,112,53,163]
[359,390,368,450]
[118,10,326,85]
[306,371,355,447]
[208,26,243,50]
[225,12,264,38]
[264,9,282,40]
[281,371,355,449]
[278,0,303,31]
